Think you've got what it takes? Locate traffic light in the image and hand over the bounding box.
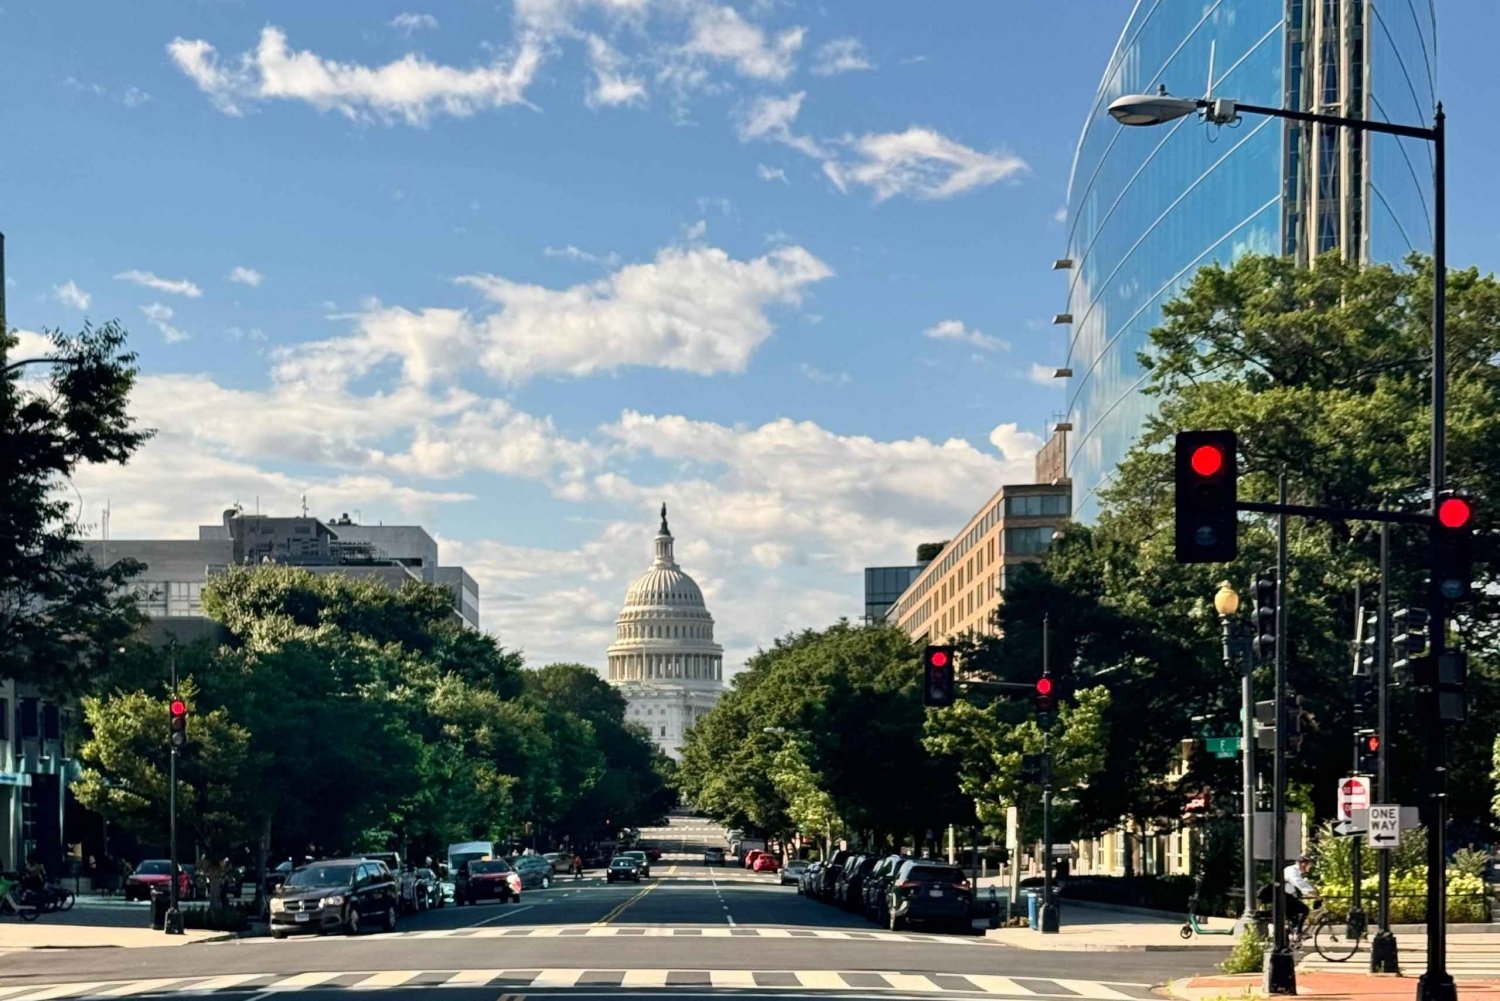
[1254,699,1277,750]
[1251,572,1278,662]
[1357,611,1377,676]
[1035,676,1056,729]
[1352,674,1377,725]
[168,696,188,748]
[1174,430,1238,563]
[1391,607,1429,685]
[1020,753,1048,786]
[1283,694,1305,758]
[1433,492,1474,604]
[922,645,956,708]
[1436,649,1468,723]
[1356,729,1380,774]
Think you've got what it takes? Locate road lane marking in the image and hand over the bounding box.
[467,904,535,927]
[178,976,266,993]
[442,971,502,985]
[960,975,1031,995]
[1050,979,1142,1000]
[794,971,849,989]
[708,970,757,988]
[593,879,659,925]
[883,974,944,993]
[348,971,421,989]
[95,980,190,997]
[262,972,342,990]
[526,970,586,987]
[4,983,117,1001]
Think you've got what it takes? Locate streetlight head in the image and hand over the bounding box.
[1213,580,1240,616]
[1107,92,1200,127]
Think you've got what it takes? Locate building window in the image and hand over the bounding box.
[1006,494,1069,518]
[659,726,666,737]
[18,698,39,740]
[41,704,60,741]
[1005,527,1055,555]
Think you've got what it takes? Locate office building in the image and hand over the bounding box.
[1060,1,1437,520]
[863,564,928,624]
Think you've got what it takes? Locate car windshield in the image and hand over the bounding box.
[468,861,510,875]
[786,860,809,869]
[611,859,636,868]
[135,861,171,875]
[285,864,356,888]
[623,850,645,858]
[905,865,966,883]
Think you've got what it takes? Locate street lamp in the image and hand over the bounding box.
[1111,88,1449,1001]
[1213,582,1256,937]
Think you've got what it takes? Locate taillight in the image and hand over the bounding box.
[953,880,971,890]
[897,880,919,890]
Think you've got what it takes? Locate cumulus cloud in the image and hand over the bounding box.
[812,37,873,76]
[544,244,621,267]
[680,5,804,81]
[167,26,541,124]
[116,269,203,297]
[1028,362,1061,385]
[389,12,438,35]
[988,422,1044,460]
[923,319,1009,352]
[52,280,90,311]
[140,302,190,343]
[735,91,822,157]
[585,34,646,107]
[227,266,263,287]
[822,127,1028,201]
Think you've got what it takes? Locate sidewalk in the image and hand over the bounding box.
[983,903,1239,951]
[1168,972,1500,999]
[0,895,243,951]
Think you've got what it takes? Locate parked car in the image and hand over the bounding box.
[360,853,419,914]
[264,859,295,897]
[542,852,568,874]
[455,859,521,905]
[751,853,781,873]
[619,850,651,878]
[862,854,909,922]
[412,867,444,909]
[743,849,767,869]
[813,850,849,899]
[836,854,877,911]
[884,859,972,932]
[268,858,399,939]
[780,859,810,886]
[123,860,192,902]
[797,860,823,896]
[512,855,554,889]
[703,847,726,866]
[606,857,642,883]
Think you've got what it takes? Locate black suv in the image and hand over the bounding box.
[835,854,877,911]
[269,859,399,938]
[861,854,908,922]
[885,859,972,932]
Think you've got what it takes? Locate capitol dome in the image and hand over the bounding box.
[607,504,723,690]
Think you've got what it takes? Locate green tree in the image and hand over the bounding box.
[1,323,151,694]
[769,744,842,858]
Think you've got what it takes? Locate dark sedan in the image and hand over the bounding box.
[511,855,554,890]
[456,859,521,905]
[269,859,399,938]
[606,857,641,883]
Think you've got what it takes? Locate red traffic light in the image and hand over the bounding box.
[928,650,949,668]
[1438,496,1472,529]
[1190,444,1224,477]
[1036,677,1054,696]
[1363,734,1380,752]
[170,699,186,717]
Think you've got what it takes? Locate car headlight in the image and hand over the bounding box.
[269,898,285,912]
[321,895,345,907]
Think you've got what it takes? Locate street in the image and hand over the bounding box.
[0,816,1212,1000]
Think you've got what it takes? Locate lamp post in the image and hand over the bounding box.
[1108,88,1453,1001]
[1214,582,1257,933]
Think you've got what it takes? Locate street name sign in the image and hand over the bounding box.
[1366,804,1401,848]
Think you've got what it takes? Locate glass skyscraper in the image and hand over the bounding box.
[1061,1,1437,521]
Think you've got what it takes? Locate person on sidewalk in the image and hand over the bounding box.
[1282,854,1318,936]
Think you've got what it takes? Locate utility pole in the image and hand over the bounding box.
[1371,522,1399,972]
[1264,473,1295,995]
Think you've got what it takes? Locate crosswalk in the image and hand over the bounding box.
[234,924,984,946]
[0,969,1158,999]
[1297,933,1499,977]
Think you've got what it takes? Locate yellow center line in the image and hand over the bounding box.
[594,879,660,926]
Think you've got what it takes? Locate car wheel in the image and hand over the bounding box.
[889,904,904,931]
[344,906,360,935]
[383,904,397,932]
[271,929,287,940]
[512,893,522,903]
[542,876,550,889]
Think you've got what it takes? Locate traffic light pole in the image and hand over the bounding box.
[1371,521,1400,973]
[165,652,184,936]
[1265,474,1295,995]
[1038,615,1059,934]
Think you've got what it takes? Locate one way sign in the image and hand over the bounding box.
[1367,804,1402,848]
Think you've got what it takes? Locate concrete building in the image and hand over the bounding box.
[884,427,1072,645]
[1059,0,1437,521]
[605,506,724,761]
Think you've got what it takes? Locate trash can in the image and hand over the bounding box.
[1026,891,1039,930]
[149,887,168,929]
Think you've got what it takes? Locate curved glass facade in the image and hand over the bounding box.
[1062,0,1436,522]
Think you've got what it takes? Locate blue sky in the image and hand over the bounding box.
[3,1,1497,671]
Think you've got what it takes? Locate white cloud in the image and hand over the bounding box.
[1028,362,1061,386]
[115,269,203,298]
[923,319,1009,352]
[799,363,850,385]
[1053,205,1067,224]
[389,12,438,36]
[681,5,804,81]
[227,266,263,287]
[544,244,621,267]
[140,303,190,343]
[64,77,151,107]
[167,26,542,124]
[988,422,1044,461]
[812,37,873,76]
[585,34,646,108]
[52,280,90,311]
[822,127,1028,201]
[756,163,788,183]
[735,91,822,157]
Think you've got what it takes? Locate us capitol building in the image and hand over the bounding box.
[606,505,724,760]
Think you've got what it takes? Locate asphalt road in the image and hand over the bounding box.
[0,815,1226,1000]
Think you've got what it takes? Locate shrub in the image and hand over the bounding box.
[1221,922,1268,974]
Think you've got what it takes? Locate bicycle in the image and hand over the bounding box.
[0,879,41,922]
[1292,901,1364,962]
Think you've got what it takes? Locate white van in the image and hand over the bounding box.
[447,841,496,877]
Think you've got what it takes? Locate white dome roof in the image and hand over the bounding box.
[624,565,706,609]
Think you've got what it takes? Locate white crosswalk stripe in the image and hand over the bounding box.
[0,969,1156,999]
[233,923,982,945]
[1297,934,1499,976]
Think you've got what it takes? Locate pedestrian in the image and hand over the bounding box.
[572,853,583,880]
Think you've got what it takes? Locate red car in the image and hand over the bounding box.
[751,854,781,873]
[744,850,766,869]
[124,860,193,901]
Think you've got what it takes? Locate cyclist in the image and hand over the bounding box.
[1282,854,1318,937]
